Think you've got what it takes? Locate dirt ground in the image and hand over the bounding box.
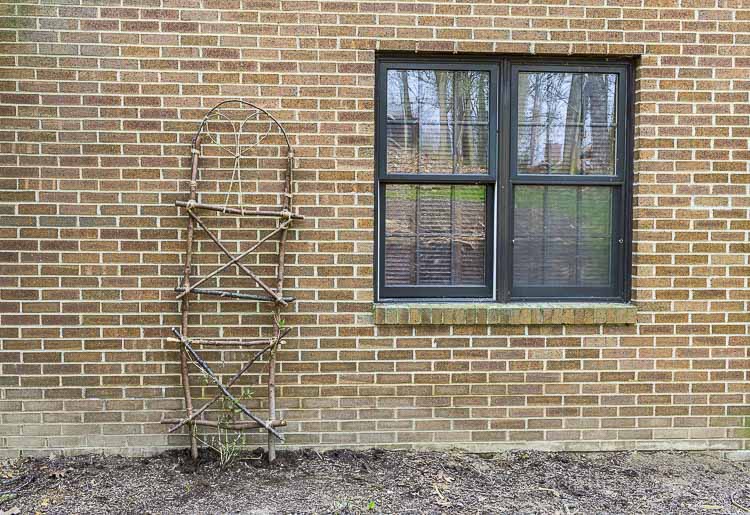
[1,448,749,514]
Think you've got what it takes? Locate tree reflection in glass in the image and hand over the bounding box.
[386,69,490,175]
[517,72,617,175]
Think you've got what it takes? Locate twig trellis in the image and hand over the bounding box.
[161,100,301,462]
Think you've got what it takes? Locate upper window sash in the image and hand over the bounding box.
[376,60,500,183]
[509,63,628,184]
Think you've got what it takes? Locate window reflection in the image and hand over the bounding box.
[387,69,490,175]
[517,72,617,175]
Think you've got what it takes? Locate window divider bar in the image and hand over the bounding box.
[497,58,511,303]
[382,174,496,184]
[510,176,624,186]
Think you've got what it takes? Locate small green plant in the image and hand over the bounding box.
[192,382,255,469]
[367,500,376,511]
[0,492,17,503]
[208,425,243,469]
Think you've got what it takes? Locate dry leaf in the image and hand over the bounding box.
[436,471,454,483]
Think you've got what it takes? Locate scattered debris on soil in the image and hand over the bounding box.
[1,448,748,514]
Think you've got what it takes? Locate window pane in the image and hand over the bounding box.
[517,72,617,176]
[385,123,417,174]
[384,184,487,286]
[419,120,454,173]
[513,186,613,288]
[456,123,489,175]
[386,69,490,175]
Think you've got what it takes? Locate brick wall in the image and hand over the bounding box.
[1,0,749,457]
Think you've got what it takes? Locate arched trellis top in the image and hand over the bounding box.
[184,99,296,216]
[175,99,300,220]
[192,99,293,152]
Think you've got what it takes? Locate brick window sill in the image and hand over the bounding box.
[373,302,637,325]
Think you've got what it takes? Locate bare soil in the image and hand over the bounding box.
[1,448,749,514]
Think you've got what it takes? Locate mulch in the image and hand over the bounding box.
[1,448,749,514]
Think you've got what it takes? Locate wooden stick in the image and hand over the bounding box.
[185,210,286,305]
[267,332,278,462]
[166,336,275,347]
[174,287,294,303]
[268,149,295,463]
[174,220,290,301]
[284,151,293,211]
[175,200,303,220]
[161,418,287,430]
[169,328,289,441]
[268,234,289,463]
[179,138,202,460]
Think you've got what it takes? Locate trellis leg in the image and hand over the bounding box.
[268,149,294,463]
[179,138,202,460]
[267,321,278,463]
[268,243,286,463]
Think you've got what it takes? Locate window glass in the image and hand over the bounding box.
[513,186,613,287]
[386,69,490,175]
[384,184,487,286]
[517,72,617,176]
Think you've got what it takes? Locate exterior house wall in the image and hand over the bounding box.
[1,0,749,457]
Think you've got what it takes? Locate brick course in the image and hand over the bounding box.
[1,0,749,457]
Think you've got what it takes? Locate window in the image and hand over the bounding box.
[376,57,632,302]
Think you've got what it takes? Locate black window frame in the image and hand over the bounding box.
[375,55,634,304]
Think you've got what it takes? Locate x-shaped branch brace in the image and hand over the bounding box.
[170,327,289,441]
[174,208,291,306]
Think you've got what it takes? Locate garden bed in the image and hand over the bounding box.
[1,448,748,514]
